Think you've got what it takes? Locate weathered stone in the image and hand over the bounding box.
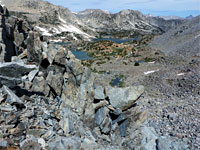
[20,135,41,150]
[46,44,58,64]
[0,62,37,78]
[112,113,126,125]
[26,31,42,63]
[54,48,67,65]
[66,51,84,85]
[106,85,144,110]
[38,138,46,149]
[14,31,24,47]
[94,85,105,100]
[59,118,74,135]
[0,104,16,112]
[46,71,63,96]
[48,136,81,150]
[2,85,24,106]
[32,76,50,96]
[100,117,112,134]
[95,106,109,126]
[141,127,158,150]
[0,138,8,146]
[27,129,46,138]
[0,76,21,88]
[119,119,129,137]
[28,69,38,82]
[41,128,55,140]
[157,136,171,150]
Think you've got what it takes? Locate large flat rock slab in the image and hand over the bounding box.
[0,62,37,78]
[105,85,144,110]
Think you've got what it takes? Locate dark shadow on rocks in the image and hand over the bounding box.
[40,58,50,69]
[11,86,44,97]
[2,14,16,62]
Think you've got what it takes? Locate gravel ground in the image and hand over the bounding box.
[91,49,200,150]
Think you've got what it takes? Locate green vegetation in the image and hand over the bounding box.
[96,61,106,66]
[144,57,156,62]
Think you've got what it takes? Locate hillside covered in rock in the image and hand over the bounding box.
[0,4,191,150]
[0,0,184,42]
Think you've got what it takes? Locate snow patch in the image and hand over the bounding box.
[49,39,62,43]
[35,26,52,36]
[58,16,66,24]
[177,73,185,76]
[129,21,135,27]
[148,61,155,64]
[103,10,111,14]
[144,69,159,75]
[58,23,94,39]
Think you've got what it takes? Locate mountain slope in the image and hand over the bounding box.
[151,15,200,58]
[0,0,96,40]
[0,0,185,41]
[76,9,162,34]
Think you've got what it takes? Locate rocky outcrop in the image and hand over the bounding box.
[0,4,189,150]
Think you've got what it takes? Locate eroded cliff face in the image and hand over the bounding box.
[0,4,188,150]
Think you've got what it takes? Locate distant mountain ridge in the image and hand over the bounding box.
[151,15,200,58]
[0,0,185,41]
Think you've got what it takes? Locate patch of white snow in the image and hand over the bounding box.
[58,16,66,23]
[35,26,52,36]
[144,69,159,75]
[177,73,185,76]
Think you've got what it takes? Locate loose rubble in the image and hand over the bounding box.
[0,4,189,150]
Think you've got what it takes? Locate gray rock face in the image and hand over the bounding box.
[46,71,63,96]
[157,136,171,150]
[147,16,184,32]
[0,62,37,78]
[77,9,162,34]
[20,135,41,150]
[2,85,24,106]
[31,76,50,96]
[95,107,109,126]
[48,136,82,150]
[26,31,42,63]
[100,117,112,134]
[28,69,38,82]
[0,4,191,150]
[106,85,144,110]
[151,15,200,58]
[94,85,105,100]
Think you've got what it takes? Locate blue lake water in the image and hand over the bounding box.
[55,37,137,60]
[93,38,137,44]
[55,42,71,45]
[71,49,93,60]
[55,43,93,60]
[111,77,121,86]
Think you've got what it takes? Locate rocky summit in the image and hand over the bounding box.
[0,1,199,150]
